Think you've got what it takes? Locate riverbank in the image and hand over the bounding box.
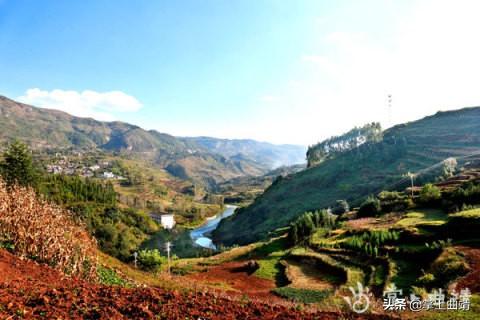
[141,205,237,258]
[190,205,237,249]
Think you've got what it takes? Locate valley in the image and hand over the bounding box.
[1,96,480,319]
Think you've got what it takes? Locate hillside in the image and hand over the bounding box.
[0,95,304,188]
[213,106,480,245]
[183,136,306,168]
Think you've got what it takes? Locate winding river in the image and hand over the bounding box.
[190,205,237,250]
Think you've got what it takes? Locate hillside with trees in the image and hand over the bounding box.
[306,122,383,167]
[213,107,480,246]
[0,96,305,189]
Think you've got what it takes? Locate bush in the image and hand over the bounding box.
[0,179,97,279]
[377,191,412,212]
[332,200,349,214]
[429,248,469,286]
[97,265,129,286]
[138,249,167,271]
[357,196,382,217]
[419,184,441,204]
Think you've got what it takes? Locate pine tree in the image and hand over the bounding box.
[0,140,38,187]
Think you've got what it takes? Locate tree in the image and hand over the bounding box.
[357,196,381,217]
[0,140,38,187]
[419,183,441,204]
[138,249,167,272]
[332,200,349,214]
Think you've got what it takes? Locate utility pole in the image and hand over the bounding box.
[407,171,415,197]
[165,241,172,276]
[386,94,393,127]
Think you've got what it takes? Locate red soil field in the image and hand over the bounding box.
[455,246,480,293]
[0,249,395,319]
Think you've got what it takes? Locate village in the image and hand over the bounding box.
[45,153,126,181]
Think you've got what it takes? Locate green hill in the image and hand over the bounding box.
[0,95,304,189]
[213,107,480,246]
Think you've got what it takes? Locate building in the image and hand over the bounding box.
[102,171,115,179]
[89,165,100,171]
[160,214,175,230]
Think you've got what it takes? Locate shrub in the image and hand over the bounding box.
[332,200,349,214]
[138,249,167,271]
[357,196,381,217]
[417,273,435,286]
[429,248,469,285]
[0,180,97,279]
[419,184,441,204]
[377,191,412,212]
[97,265,129,286]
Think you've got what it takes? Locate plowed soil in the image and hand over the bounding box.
[184,261,284,302]
[0,249,394,319]
[455,246,480,293]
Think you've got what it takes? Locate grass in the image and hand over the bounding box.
[97,265,130,287]
[254,252,286,281]
[396,209,448,228]
[98,250,178,289]
[390,257,424,293]
[248,238,289,284]
[449,208,480,219]
[272,287,332,303]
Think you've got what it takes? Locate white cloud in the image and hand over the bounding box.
[18,88,142,121]
[257,0,480,145]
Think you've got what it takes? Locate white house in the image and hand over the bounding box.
[102,171,115,179]
[160,214,176,230]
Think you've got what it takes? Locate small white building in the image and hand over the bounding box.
[89,165,100,171]
[160,214,176,230]
[102,171,115,179]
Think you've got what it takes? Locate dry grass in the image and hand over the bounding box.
[0,179,97,279]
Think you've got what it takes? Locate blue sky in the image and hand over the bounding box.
[1,1,480,145]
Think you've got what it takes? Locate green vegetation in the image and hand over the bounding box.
[39,174,117,206]
[137,249,167,272]
[419,183,442,204]
[238,237,289,285]
[341,229,400,257]
[306,122,382,167]
[422,248,469,288]
[97,265,129,286]
[357,195,382,217]
[214,106,480,246]
[0,140,38,187]
[395,209,448,228]
[272,287,331,303]
[287,210,336,246]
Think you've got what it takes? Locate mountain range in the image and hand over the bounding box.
[0,95,305,188]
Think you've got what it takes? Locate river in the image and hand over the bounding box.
[190,204,237,250]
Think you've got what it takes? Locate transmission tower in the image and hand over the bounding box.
[387,94,393,127]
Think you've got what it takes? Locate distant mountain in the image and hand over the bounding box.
[182,137,306,169]
[0,95,304,188]
[213,106,480,245]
